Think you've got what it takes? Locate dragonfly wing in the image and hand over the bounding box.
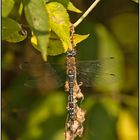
[23,74,64,90]
[77,69,116,87]
[19,62,66,89]
[19,57,116,89]
[77,72,92,87]
[76,57,116,87]
[20,62,65,75]
[77,57,115,73]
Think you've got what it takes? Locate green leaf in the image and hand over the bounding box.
[48,33,89,55]
[23,0,50,61]
[46,2,72,51]
[2,17,27,42]
[73,34,89,46]
[44,0,82,13]
[47,32,64,55]
[32,32,64,56]
[31,33,89,56]
[67,1,82,13]
[2,0,15,17]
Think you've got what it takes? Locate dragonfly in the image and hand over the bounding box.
[18,24,117,131]
[19,55,116,90]
[19,49,116,130]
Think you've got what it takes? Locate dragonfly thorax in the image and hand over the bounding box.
[67,70,75,80]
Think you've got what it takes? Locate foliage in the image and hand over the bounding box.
[31,32,89,55]
[2,17,27,42]
[2,0,87,61]
[2,0,138,140]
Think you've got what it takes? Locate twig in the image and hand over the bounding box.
[74,0,100,27]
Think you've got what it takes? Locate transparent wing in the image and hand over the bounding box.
[77,70,116,87]
[77,57,115,73]
[19,57,116,89]
[19,62,66,89]
[77,57,117,87]
[19,61,65,75]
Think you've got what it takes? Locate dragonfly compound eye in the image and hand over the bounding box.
[66,50,77,57]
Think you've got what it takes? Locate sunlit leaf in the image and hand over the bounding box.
[46,2,72,51]
[73,34,89,46]
[117,111,138,140]
[31,33,89,55]
[67,1,82,13]
[2,17,27,42]
[44,0,82,13]
[31,32,64,55]
[2,0,15,17]
[47,33,64,55]
[23,0,50,61]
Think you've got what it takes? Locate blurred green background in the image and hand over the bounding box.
[2,0,138,140]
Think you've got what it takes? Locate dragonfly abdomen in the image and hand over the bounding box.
[67,71,75,123]
[66,49,77,126]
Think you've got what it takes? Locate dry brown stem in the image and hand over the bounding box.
[64,81,86,140]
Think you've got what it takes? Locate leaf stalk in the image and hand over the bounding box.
[74,0,100,27]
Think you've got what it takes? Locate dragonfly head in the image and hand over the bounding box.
[66,49,77,57]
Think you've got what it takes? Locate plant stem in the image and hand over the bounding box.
[74,0,100,27]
